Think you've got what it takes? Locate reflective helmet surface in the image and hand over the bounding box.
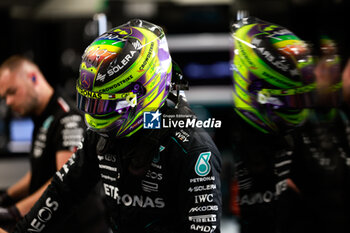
[231,17,315,133]
[77,19,172,137]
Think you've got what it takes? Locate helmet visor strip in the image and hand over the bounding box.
[76,82,137,115]
[257,83,317,108]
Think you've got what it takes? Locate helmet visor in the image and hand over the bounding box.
[76,81,137,115]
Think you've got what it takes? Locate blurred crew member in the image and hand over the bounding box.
[0,56,107,233]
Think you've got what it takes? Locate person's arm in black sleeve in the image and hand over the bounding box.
[15,113,85,218]
[12,130,101,233]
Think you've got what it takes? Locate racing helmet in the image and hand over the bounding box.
[231,17,316,133]
[76,19,172,137]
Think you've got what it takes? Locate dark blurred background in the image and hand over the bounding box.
[0,0,349,88]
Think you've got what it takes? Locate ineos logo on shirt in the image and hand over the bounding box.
[146,170,162,180]
[28,198,59,232]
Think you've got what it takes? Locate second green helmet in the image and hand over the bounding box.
[231,17,316,133]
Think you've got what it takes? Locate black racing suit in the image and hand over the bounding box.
[230,113,296,233]
[27,92,108,233]
[13,100,222,233]
[291,108,350,233]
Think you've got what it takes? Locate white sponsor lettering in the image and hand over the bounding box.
[190,224,216,233]
[189,205,218,213]
[97,154,116,162]
[194,194,214,204]
[190,176,215,183]
[61,128,84,135]
[275,160,292,168]
[239,181,290,206]
[28,198,59,232]
[188,184,216,192]
[56,155,76,181]
[101,174,117,181]
[142,180,158,192]
[189,214,217,223]
[117,194,165,208]
[104,183,165,208]
[34,141,46,148]
[251,37,262,46]
[99,164,117,172]
[175,130,189,142]
[240,191,275,205]
[132,40,142,50]
[61,123,83,148]
[104,183,119,199]
[33,126,48,158]
[60,115,82,124]
[104,34,122,40]
[256,46,289,72]
[62,134,83,141]
[107,51,136,76]
[96,73,106,82]
[33,148,43,158]
[139,42,154,70]
[266,29,292,38]
[151,163,162,169]
[146,170,162,180]
[64,122,79,128]
[38,134,46,141]
[275,180,288,195]
[63,140,83,147]
[105,154,117,162]
[258,92,284,106]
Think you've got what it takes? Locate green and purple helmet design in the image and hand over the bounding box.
[231,17,315,133]
[76,19,172,137]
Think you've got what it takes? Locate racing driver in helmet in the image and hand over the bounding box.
[1,19,222,233]
[229,16,316,233]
